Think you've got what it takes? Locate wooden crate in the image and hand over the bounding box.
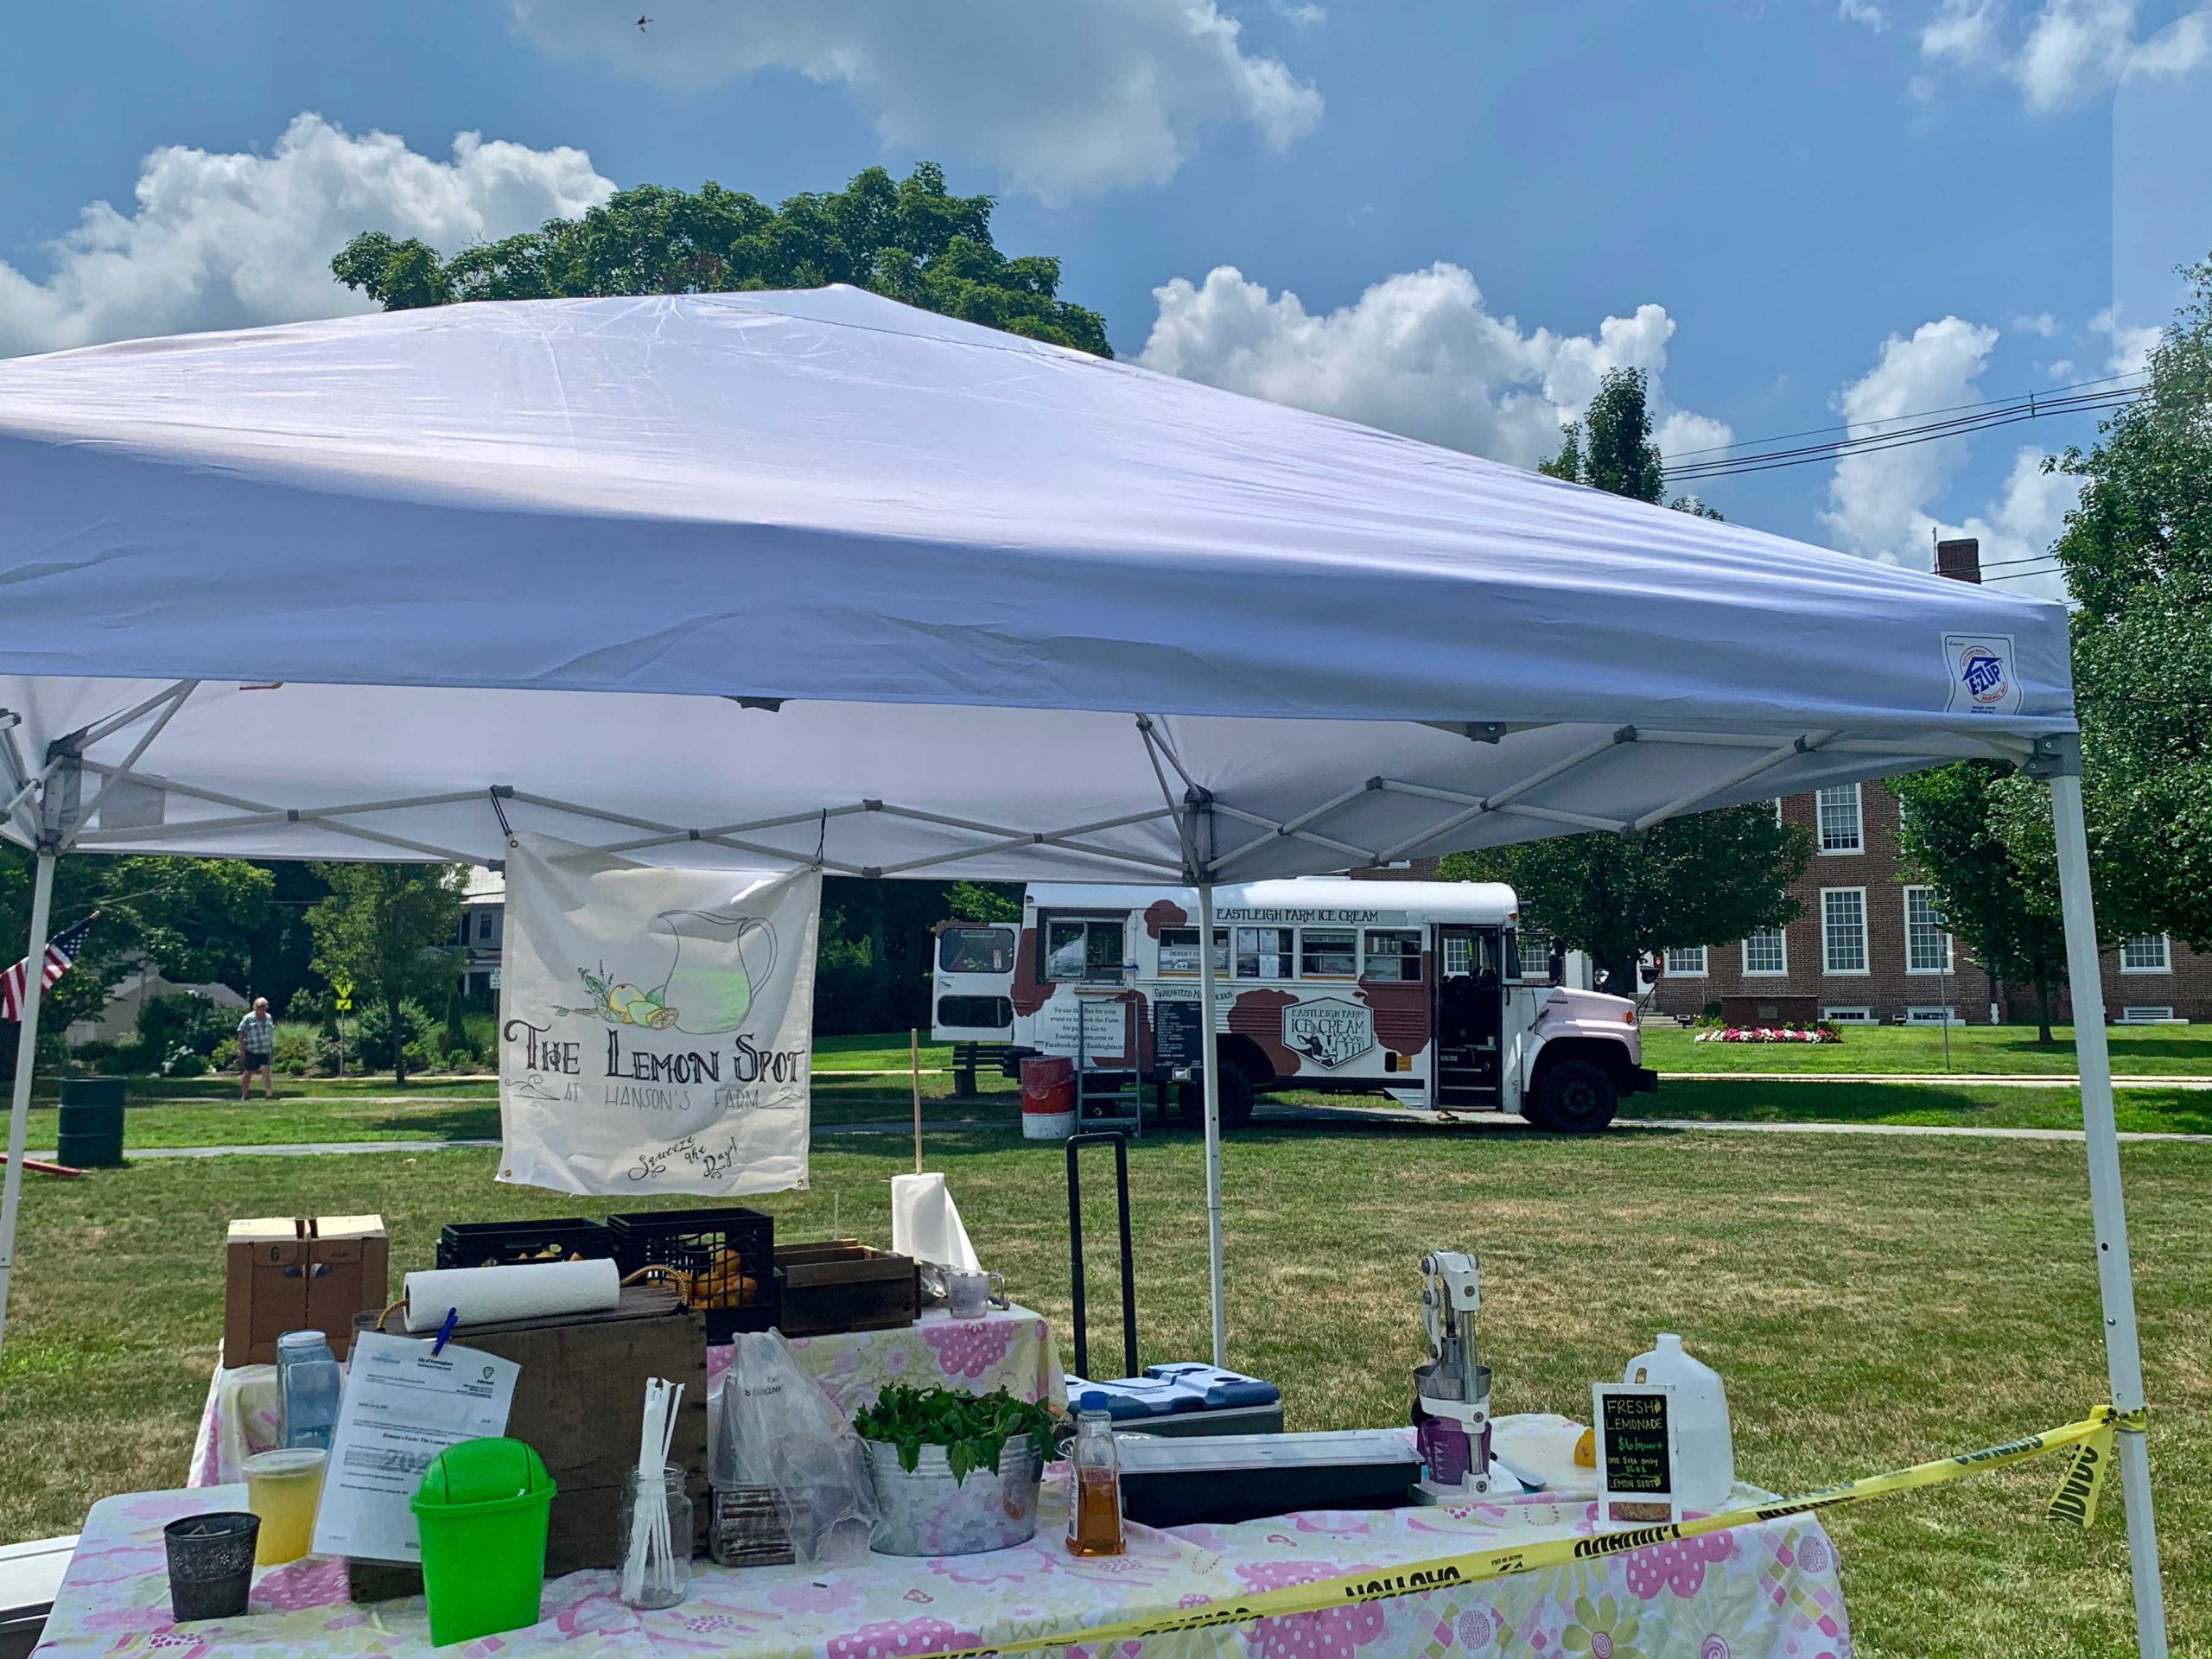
[773,1240,918,1337]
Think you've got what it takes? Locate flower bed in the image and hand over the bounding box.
[1694,1024,1840,1043]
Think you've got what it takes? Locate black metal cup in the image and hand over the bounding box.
[162,1511,259,1622]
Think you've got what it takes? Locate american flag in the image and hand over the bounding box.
[2,913,98,1022]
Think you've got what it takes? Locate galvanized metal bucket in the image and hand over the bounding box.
[862,1433,1043,1556]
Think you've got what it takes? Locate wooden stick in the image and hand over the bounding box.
[910,1027,923,1174]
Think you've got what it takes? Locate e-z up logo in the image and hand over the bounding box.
[1942,632,2020,715]
[1281,998,1376,1069]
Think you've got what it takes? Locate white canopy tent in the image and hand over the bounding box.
[0,288,2163,1652]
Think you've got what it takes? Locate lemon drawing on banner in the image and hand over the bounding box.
[567,907,778,1036]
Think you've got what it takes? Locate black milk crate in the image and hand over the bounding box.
[607,1206,778,1341]
[435,1217,615,1271]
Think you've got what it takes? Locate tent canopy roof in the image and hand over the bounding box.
[0,287,2072,878]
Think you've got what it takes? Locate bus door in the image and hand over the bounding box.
[931,923,1017,1043]
[1433,925,1504,1108]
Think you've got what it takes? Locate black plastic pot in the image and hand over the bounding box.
[162,1511,258,1621]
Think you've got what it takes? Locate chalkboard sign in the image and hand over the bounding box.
[1592,1383,1678,1526]
[1152,1000,1205,1074]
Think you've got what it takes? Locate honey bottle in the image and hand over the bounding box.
[1065,1390,1125,1556]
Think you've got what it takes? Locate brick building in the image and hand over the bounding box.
[1644,779,2212,1027]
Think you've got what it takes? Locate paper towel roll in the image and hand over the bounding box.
[891,1173,981,1270]
[401,1257,621,1332]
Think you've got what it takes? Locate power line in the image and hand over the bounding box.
[1669,385,2139,482]
[1662,369,2146,461]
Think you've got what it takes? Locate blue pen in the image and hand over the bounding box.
[430,1306,459,1357]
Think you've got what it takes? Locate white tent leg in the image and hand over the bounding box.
[0,849,56,1364]
[1197,881,1227,1368]
[2050,766,2167,1659]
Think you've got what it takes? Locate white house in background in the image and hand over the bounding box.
[65,965,245,1046]
[457,865,505,1004]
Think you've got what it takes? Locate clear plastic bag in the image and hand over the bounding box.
[712,1331,877,1566]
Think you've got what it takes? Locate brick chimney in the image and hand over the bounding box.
[1934,536,1982,583]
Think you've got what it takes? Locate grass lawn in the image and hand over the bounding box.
[1621,1079,2212,1136]
[2,1128,2205,1656]
[1642,1021,2212,1077]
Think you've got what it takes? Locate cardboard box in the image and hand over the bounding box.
[348,1287,708,1597]
[224,1215,389,1366]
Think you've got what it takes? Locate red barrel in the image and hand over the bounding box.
[1019,1055,1076,1116]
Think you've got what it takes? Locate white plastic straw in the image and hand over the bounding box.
[622,1377,683,1606]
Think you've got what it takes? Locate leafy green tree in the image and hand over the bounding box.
[0,850,272,1068]
[332,163,1110,357]
[2047,254,2212,950]
[1891,763,2070,1042]
[304,863,465,1085]
[944,880,1020,924]
[1540,369,1666,503]
[1440,806,1809,995]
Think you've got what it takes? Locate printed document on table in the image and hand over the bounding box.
[311,1330,519,1562]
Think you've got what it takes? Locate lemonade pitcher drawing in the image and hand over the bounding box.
[573,906,777,1036]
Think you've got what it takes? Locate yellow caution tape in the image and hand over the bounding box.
[916,1404,2145,1659]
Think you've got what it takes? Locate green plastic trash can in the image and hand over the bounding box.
[55,1076,126,1168]
[411,1437,555,1648]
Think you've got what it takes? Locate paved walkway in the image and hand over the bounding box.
[1656,1071,2209,1088]
[29,1100,2212,1161]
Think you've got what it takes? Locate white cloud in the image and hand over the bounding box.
[1820,316,2081,592]
[1937,443,2082,597]
[2012,310,2061,335]
[2090,304,2161,372]
[1919,0,2212,111]
[1270,0,1328,23]
[1822,316,2000,562]
[1839,0,1890,31]
[508,0,1321,201]
[0,113,612,359]
[1135,262,1730,472]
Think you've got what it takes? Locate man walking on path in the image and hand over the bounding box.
[238,997,276,1100]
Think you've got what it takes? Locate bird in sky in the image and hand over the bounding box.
[636,15,652,29]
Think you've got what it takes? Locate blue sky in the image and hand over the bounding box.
[3,1,2208,595]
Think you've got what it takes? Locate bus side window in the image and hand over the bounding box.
[939,926,1014,975]
[1363,930,1421,981]
[1235,926,1294,979]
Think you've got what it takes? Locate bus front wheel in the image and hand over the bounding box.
[1529,1059,1618,1133]
[1179,1065,1256,1132]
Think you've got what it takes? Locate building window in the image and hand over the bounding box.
[2119,935,2171,974]
[1816,785,1863,854]
[1043,917,1126,982]
[1904,1006,1959,1024]
[1741,928,1788,976]
[1156,928,1227,977]
[1235,926,1295,980]
[1903,887,1952,974]
[1822,1005,1875,1023]
[1663,946,1707,976]
[2120,1005,2177,1022]
[1821,888,1868,975]
[1363,931,1422,982]
[476,909,497,944]
[1300,929,1359,979]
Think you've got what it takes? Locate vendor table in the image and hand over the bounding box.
[188,1306,1065,1487]
[41,1470,1848,1659]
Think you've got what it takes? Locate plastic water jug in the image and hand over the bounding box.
[1624,1333,1733,1511]
[276,1330,343,1452]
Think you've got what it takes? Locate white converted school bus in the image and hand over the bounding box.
[931,880,1655,1134]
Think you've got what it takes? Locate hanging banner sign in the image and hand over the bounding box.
[497,833,819,1197]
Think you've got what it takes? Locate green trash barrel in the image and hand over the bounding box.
[55,1076,126,1168]
[411,1437,555,1648]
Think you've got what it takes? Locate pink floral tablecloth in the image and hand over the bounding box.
[189,1309,1064,1488]
[43,1474,1847,1659]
